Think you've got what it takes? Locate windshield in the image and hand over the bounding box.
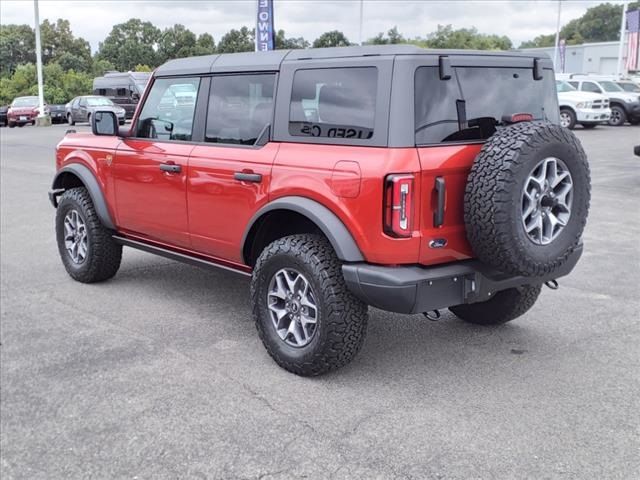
[86,97,114,106]
[11,97,39,107]
[556,81,576,92]
[599,81,623,92]
[415,66,559,145]
[618,82,640,93]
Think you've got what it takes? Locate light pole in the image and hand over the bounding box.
[617,0,629,79]
[33,0,50,126]
[552,0,562,71]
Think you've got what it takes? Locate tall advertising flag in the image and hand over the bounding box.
[559,39,566,73]
[625,9,640,72]
[256,0,275,51]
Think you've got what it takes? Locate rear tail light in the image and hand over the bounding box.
[384,174,414,238]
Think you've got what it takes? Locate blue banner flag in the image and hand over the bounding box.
[256,0,275,51]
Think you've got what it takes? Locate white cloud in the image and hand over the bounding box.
[0,0,623,50]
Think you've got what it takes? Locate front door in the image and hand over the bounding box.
[187,73,278,263]
[113,76,202,248]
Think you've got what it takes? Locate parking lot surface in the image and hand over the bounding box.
[1,124,639,479]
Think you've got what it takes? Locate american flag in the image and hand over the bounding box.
[626,9,640,72]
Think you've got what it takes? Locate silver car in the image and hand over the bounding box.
[66,96,126,126]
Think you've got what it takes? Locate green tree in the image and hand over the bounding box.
[97,18,161,71]
[133,64,152,72]
[194,33,216,55]
[312,30,352,48]
[0,24,35,77]
[39,19,91,69]
[367,26,405,45]
[275,29,309,49]
[519,34,556,49]
[422,25,511,50]
[217,26,254,53]
[91,58,115,77]
[158,24,197,63]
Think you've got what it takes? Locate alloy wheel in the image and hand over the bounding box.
[267,268,318,347]
[63,209,89,264]
[521,157,573,245]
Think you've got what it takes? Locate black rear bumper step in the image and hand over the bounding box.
[342,244,583,314]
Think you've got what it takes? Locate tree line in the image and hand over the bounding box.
[0,1,635,104]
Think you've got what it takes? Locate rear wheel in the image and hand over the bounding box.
[449,284,542,325]
[559,108,576,129]
[608,105,626,126]
[56,187,122,283]
[8,121,15,128]
[251,234,368,376]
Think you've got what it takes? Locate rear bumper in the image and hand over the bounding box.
[343,245,583,314]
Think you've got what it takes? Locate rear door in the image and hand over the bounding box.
[113,76,201,248]
[187,73,278,263]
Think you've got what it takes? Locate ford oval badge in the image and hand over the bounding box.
[429,238,447,249]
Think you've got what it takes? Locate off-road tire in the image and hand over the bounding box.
[250,234,368,376]
[559,108,576,129]
[464,121,590,277]
[608,105,626,126]
[449,284,542,325]
[56,187,122,283]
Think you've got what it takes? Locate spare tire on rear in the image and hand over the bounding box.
[464,121,590,277]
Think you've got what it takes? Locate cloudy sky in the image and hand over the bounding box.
[0,0,620,49]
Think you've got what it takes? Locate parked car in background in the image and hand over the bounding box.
[616,80,640,93]
[558,74,640,126]
[65,96,126,126]
[0,105,8,127]
[555,80,610,129]
[7,96,48,127]
[48,104,67,124]
[93,71,151,119]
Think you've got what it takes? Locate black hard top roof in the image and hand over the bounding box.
[154,45,545,76]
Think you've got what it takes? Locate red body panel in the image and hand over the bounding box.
[56,132,482,269]
[187,143,280,262]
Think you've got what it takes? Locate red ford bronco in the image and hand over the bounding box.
[50,46,590,376]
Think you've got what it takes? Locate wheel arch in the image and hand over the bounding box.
[51,164,115,230]
[242,196,364,266]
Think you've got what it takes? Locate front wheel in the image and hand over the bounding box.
[608,106,626,126]
[559,108,576,129]
[56,187,122,283]
[449,284,542,325]
[67,114,75,126]
[250,234,368,376]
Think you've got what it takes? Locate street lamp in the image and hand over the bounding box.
[33,0,50,126]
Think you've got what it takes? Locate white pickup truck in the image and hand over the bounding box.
[555,80,611,129]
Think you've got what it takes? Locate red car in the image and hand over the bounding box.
[8,96,47,127]
[49,46,591,375]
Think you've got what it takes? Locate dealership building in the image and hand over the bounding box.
[520,40,638,75]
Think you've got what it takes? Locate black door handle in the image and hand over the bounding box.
[234,172,262,183]
[160,163,181,173]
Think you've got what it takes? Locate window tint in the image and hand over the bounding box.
[116,88,127,96]
[581,82,602,93]
[289,67,377,140]
[414,66,559,145]
[568,81,579,89]
[136,77,200,142]
[205,74,275,145]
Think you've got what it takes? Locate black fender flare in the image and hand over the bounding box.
[51,164,115,230]
[242,196,364,263]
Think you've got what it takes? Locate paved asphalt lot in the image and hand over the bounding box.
[1,123,639,479]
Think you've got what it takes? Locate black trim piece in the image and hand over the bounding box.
[254,124,271,146]
[533,58,543,80]
[234,172,262,183]
[113,235,251,277]
[242,196,364,263]
[433,177,445,227]
[343,244,583,314]
[439,56,452,80]
[51,164,115,230]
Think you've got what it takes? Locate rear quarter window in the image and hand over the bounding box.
[289,67,377,141]
[414,66,559,145]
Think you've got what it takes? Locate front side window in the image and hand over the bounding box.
[414,66,558,145]
[205,74,275,145]
[136,77,200,142]
[599,81,623,93]
[581,82,602,93]
[618,82,640,92]
[289,67,377,140]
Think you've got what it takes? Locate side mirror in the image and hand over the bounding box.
[92,110,118,136]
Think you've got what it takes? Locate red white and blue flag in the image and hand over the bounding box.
[626,9,640,72]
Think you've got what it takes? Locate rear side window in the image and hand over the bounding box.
[414,66,559,145]
[581,82,602,93]
[205,74,275,145]
[289,67,377,140]
[136,77,200,141]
